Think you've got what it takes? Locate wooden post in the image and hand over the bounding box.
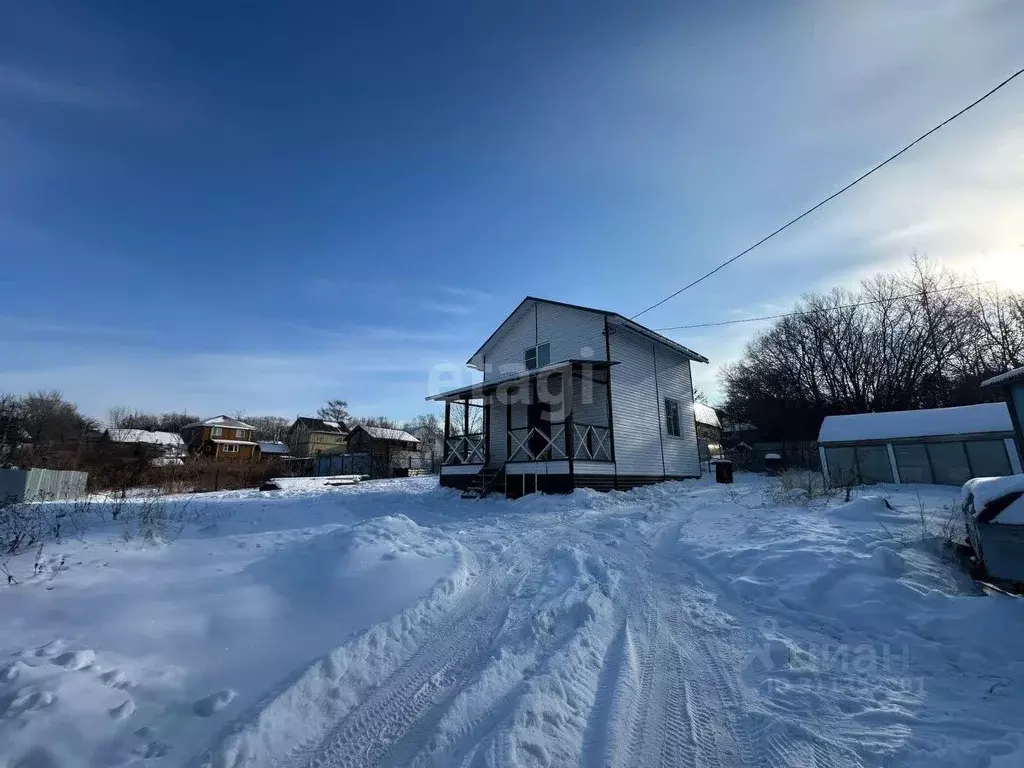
[603,318,617,465]
[443,400,451,463]
[484,398,491,466]
[564,366,575,477]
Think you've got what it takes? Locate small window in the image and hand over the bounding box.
[222,444,239,454]
[211,426,223,437]
[525,342,550,371]
[235,429,248,440]
[664,398,681,437]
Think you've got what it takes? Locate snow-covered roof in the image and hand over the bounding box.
[291,417,348,434]
[818,403,1014,444]
[964,476,1024,525]
[183,415,254,429]
[258,441,291,454]
[150,457,185,467]
[694,403,721,429]
[356,426,419,444]
[105,429,185,448]
[982,366,1024,388]
[211,438,258,446]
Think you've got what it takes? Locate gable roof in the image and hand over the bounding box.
[257,440,291,454]
[290,416,349,434]
[468,296,708,370]
[818,403,1013,444]
[694,403,721,429]
[105,429,185,448]
[982,366,1024,388]
[182,415,254,430]
[349,425,419,444]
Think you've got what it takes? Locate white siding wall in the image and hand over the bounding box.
[487,395,506,464]
[482,301,607,380]
[609,327,700,478]
[655,345,701,477]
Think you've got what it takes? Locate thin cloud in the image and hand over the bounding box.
[0,66,109,110]
[420,300,475,316]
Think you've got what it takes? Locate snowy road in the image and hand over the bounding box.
[4,476,1024,767]
[201,478,1024,768]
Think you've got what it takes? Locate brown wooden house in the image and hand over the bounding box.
[346,425,419,477]
[181,415,258,460]
[287,417,349,457]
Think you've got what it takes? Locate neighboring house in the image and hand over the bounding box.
[256,441,292,460]
[346,425,420,477]
[426,296,708,497]
[408,426,444,459]
[982,366,1024,470]
[287,417,349,457]
[181,415,258,460]
[719,413,759,446]
[103,429,186,465]
[694,403,723,463]
[818,403,1022,487]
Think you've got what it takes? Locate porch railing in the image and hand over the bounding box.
[444,433,485,465]
[507,420,613,463]
[572,422,612,461]
[509,423,567,462]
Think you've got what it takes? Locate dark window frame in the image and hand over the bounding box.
[664,397,682,437]
[524,342,550,371]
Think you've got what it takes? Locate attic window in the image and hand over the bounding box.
[525,343,550,371]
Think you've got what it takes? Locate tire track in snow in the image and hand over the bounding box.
[287,572,519,768]
[580,620,640,768]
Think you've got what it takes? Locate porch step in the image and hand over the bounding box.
[461,466,506,499]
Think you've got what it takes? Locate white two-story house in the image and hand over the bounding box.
[427,296,709,497]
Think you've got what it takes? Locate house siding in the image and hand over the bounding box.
[656,344,701,478]
[482,301,607,381]
[609,326,700,478]
[488,396,507,464]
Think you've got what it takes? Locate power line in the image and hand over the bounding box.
[654,280,994,331]
[631,66,1024,320]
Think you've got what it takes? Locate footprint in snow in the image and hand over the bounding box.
[6,689,57,717]
[109,698,136,720]
[33,640,64,658]
[193,689,236,717]
[99,669,127,688]
[1,661,24,683]
[52,649,96,671]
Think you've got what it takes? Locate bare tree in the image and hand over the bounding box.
[722,258,1024,441]
[350,416,399,429]
[243,415,291,441]
[317,399,351,424]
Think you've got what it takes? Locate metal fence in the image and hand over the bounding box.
[719,441,821,473]
[315,453,372,477]
[0,468,89,503]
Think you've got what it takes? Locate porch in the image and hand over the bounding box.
[428,360,616,495]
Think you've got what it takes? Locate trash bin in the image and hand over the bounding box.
[713,459,734,484]
[764,452,783,475]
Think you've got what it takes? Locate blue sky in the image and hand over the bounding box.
[1,0,1022,423]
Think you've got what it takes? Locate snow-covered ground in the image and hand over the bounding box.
[3,474,1024,767]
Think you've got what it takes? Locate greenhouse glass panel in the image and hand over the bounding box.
[926,442,972,486]
[894,444,933,484]
[854,445,893,483]
[825,447,858,486]
[964,440,1012,477]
